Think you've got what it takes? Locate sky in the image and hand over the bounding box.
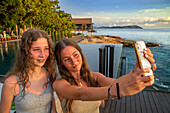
[59,0,170,29]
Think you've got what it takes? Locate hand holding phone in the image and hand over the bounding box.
[134,41,153,76]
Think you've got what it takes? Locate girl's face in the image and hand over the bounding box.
[61,46,82,73]
[30,38,49,67]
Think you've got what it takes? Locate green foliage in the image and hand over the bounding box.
[0,0,25,28]
[5,34,10,37]
[77,33,84,36]
[0,29,3,33]
[72,32,77,36]
[0,0,76,32]
[67,31,72,38]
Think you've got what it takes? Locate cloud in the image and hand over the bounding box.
[143,23,155,27]
[139,7,170,13]
[137,7,170,17]
[72,7,170,28]
[92,16,170,28]
[87,12,92,15]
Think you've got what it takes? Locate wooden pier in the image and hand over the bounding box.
[100,90,170,113]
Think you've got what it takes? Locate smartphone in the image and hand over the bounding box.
[134,41,153,76]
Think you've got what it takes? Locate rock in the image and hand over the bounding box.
[72,35,160,48]
[146,42,160,47]
[110,36,123,40]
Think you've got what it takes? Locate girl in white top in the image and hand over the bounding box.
[53,39,157,113]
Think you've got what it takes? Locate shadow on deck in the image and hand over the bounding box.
[100,90,170,113]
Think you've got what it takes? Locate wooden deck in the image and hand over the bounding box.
[100,90,170,113]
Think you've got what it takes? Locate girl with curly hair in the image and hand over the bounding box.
[0,28,57,113]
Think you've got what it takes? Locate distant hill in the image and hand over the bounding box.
[95,25,143,29]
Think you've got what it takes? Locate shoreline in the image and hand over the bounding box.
[71,35,160,47]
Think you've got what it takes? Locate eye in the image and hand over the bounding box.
[33,49,39,52]
[73,53,79,58]
[64,58,70,62]
[45,47,49,51]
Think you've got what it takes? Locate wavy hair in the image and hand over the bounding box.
[6,28,56,96]
[55,38,99,112]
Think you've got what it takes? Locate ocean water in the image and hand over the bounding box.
[91,28,170,92]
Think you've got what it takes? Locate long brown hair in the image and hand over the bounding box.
[55,39,99,112]
[6,28,56,95]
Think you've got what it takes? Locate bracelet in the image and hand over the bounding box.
[108,84,113,100]
[116,83,120,99]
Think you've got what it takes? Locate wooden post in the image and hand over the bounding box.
[24,25,26,32]
[16,25,18,36]
[91,24,93,37]
[55,31,58,41]
[53,31,55,41]
[8,28,11,36]
[62,31,64,39]
[58,31,60,41]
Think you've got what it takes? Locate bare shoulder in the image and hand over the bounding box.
[4,75,18,86]
[3,75,19,96]
[53,78,74,100]
[53,78,69,89]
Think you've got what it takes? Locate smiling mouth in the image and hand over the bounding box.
[37,59,45,63]
[73,64,78,68]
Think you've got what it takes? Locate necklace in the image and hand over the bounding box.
[79,82,83,86]
[76,78,83,86]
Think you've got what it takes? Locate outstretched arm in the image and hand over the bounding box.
[53,68,153,101]
[95,48,156,97]
[53,79,114,101]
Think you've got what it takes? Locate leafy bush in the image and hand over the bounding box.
[0,29,3,33]
[6,34,10,38]
[71,32,77,36]
[77,33,84,36]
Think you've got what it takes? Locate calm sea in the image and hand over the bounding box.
[91,28,170,92]
[0,28,170,92]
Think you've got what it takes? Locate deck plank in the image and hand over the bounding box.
[139,91,147,113]
[126,95,131,113]
[109,98,117,113]
[147,91,158,113]
[155,92,169,113]
[135,93,141,113]
[105,100,112,113]
[130,95,136,113]
[143,91,152,113]
[114,99,121,113]
[150,91,163,113]
[164,92,170,105]
[120,96,126,113]
[159,92,170,113]
[100,91,170,113]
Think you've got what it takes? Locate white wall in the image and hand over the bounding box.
[78,43,123,77]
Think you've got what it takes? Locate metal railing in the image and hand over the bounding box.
[120,57,128,76]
